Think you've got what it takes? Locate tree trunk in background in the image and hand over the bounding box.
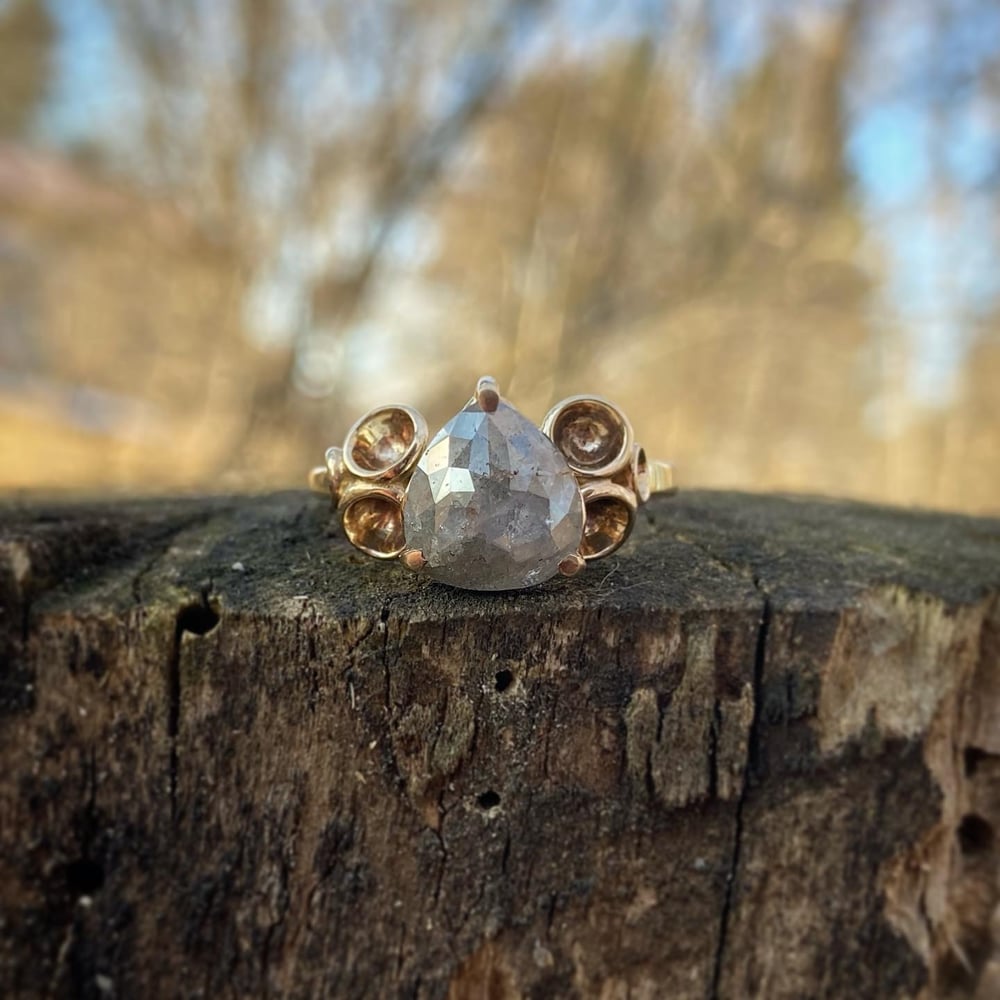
[1,491,998,999]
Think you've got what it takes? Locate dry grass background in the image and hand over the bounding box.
[0,0,998,512]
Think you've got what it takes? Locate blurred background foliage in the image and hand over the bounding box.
[0,0,998,511]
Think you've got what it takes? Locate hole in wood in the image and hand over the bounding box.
[964,746,989,776]
[178,600,220,636]
[477,790,500,810]
[958,814,994,855]
[494,669,514,693]
[65,858,105,896]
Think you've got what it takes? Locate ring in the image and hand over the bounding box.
[309,376,676,591]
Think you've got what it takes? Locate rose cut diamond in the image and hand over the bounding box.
[403,397,585,591]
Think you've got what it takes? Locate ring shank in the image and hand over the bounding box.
[647,459,677,496]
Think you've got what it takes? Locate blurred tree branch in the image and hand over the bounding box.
[0,0,54,137]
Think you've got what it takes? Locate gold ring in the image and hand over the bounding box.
[309,376,676,591]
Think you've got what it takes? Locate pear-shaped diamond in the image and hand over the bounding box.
[403,397,585,591]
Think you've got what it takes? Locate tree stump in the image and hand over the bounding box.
[1,490,999,999]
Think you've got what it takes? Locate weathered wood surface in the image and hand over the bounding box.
[1,490,999,1000]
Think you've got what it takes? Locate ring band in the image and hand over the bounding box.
[309,376,676,591]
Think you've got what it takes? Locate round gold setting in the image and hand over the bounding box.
[542,395,633,479]
[579,482,637,560]
[632,446,651,504]
[341,488,406,559]
[612,444,651,503]
[343,405,428,481]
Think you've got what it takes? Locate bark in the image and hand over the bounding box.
[1,490,999,1000]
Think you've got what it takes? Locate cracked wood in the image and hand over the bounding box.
[1,491,999,999]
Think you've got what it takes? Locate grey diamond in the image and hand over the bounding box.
[403,398,584,591]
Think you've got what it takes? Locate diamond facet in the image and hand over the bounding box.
[403,398,585,591]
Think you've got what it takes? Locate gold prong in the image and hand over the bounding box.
[400,548,427,571]
[476,376,500,413]
[308,467,332,493]
[558,552,585,577]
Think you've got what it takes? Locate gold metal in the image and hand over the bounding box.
[542,395,634,479]
[340,486,406,559]
[325,445,344,478]
[558,552,586,577]
[336,476,403,509]
[647,458,676,497]
[579,480,638,560]
[342,404,428,482]
[476,375,500,413]
[309,376,678,580]
[400,548,427,570]
[308,466,332,494]
[633,445,649,502]
[308,444,346,495]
